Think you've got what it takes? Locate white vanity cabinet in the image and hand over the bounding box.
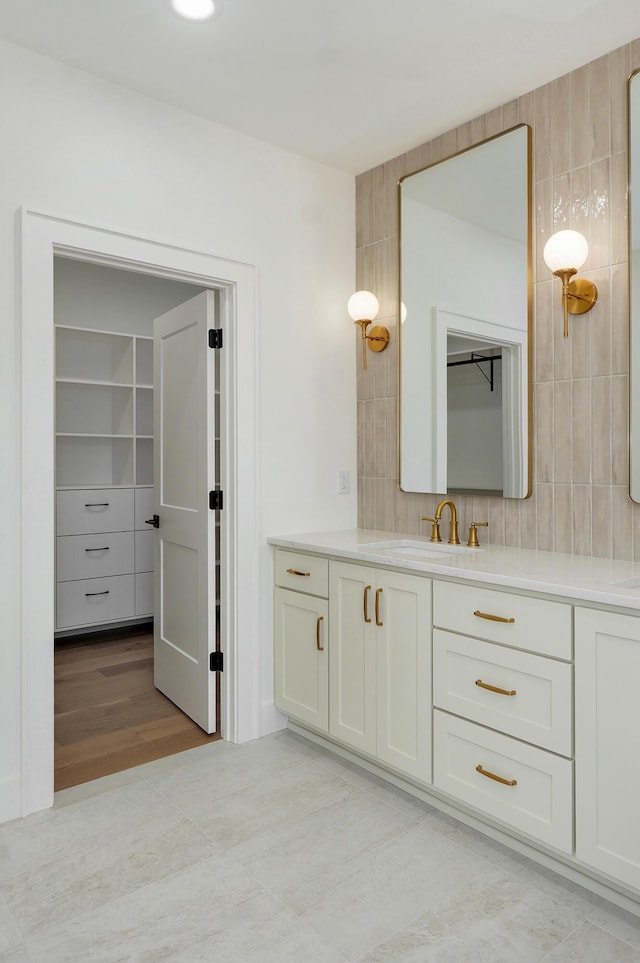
[273,551,329,733]
[432,580,574,853]
[329,561,431,781]
[575,607,640,892]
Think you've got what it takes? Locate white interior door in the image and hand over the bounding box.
[153,290,217,733]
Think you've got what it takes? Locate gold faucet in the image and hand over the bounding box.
[421,498,460,545]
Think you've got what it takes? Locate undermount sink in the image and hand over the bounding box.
[610,576,640,589]
[358,539,477,559]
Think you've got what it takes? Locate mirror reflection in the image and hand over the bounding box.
[398,125,531,498]
[629,71,640,503]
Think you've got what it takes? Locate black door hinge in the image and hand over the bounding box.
[209,489,223,511]
[210,651,223,672]
[208,329,223,349]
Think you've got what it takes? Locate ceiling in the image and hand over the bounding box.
[1,0,639,174]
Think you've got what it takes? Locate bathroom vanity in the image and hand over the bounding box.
[269,529,640,912]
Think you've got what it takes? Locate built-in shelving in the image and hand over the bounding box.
[55,325,153,489]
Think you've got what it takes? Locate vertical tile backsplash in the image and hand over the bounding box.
[356,39,639,560]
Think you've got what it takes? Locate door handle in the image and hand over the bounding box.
[316,615,324,652]
[145,515,160,528]
[363,585,372,623]
[375,588,383,627]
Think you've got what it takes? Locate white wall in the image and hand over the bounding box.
[0,39,355,823]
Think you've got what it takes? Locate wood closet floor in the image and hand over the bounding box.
[54,626,219,791]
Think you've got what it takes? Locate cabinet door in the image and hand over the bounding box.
[329,561,377,754]
[575,607,640,891]
[376,570,432,781]
[274,588,328,732]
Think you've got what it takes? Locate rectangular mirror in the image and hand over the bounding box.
[629,70,640,503]
[398,125,532,498]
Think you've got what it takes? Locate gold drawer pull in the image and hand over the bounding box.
[316,615,324,651]
[475,679,517,697]
[286,568,311,577]
[476,764,517,787]
[473,610,515,624]
[363,585,372,623]
[375,587,383,627]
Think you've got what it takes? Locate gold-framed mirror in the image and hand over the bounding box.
[629,69,640,503]
[398,124,532,498]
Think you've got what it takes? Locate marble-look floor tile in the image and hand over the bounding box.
[148,734,307,813]
[586,899,640,949]
[165,893,346,963]
[187,759,360,849]
[2,815,217,935]
[230,790,419,898]
[0,948,32,963]
[25,853,263,963]
[359,864,585,962]
[287,820,490,959]
[420,809,514,863]
[0,898,22,953]
[312,751,434,818]
[496,848,602,917]
[541,920,640,961]
[0,781,176,881]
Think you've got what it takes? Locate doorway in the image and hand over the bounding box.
[21,209,260,818]
[52,258,220,790]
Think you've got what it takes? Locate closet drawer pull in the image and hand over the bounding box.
[475,679,517,697]
[85,547,110,552]
[84,502,110,508]
[85,590,110,597]
[473,610,515,624]
[363,585,372,623]
[476,764,517,787]
[316,615,325,652]
[375,588,383,627]
[286,568,311,577]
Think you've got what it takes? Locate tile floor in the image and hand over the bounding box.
[1,729,640,962]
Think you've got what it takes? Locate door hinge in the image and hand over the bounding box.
[208,328,223,349]
[210,651,223,672]
[209,489,223,511]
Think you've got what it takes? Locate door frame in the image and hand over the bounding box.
[20,208,260,817]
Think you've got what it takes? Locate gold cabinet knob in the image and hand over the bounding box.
[467,521,488,548]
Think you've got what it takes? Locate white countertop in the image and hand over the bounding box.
[267,528,640,611]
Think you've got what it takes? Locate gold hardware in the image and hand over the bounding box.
[353,319,391,371]
[375,587,383,627]
[475,679,517,697]
[420,515,442,543]
[316,615,324,652]
[551,269,598,339]
[363,585,372,624]
[544,231,598,339]
[286,568,311,577]
[434,499,460,545]
[473,610,515,624]
[476,765,517,787]
[467,521,488,548]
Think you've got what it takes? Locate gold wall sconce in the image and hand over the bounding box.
[347,290,390,370]
[543,229,598,338]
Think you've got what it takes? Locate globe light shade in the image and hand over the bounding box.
[347,290,379,322]
[171,0,222,21]
[543,230,589,273]
[400,301,407,324]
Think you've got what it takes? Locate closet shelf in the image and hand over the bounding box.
[56,377,134,388]
[56,432,135,439]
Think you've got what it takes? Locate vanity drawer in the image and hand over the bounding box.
[433,581,572,660]
[56,488,134,536]
[275,550,328,598]
[433,630,573,755]
[56,532,134,582]
[56,575,135,628]
[433,710,573,853]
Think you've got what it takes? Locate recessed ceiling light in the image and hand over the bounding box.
[170,0,223,22]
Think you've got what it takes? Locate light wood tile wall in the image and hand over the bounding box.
[356,38,640,560]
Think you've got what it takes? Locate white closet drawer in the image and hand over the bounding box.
[433,630,573,756]
[134,488,155,530]
[56,532,134,582]
[433,581,572,660]
[56,489,134,536]
[56,575,135,628]
[135,530,154,573]
[135,572,153,616]
[274,550,328,598]
[433,711,573,853]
